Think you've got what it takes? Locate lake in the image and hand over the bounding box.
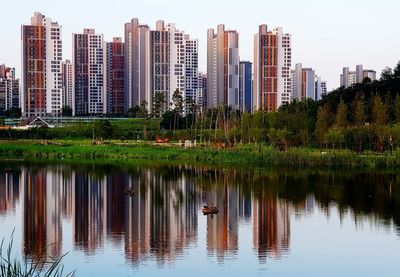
[0,161,400,276]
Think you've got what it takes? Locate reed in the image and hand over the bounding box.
[0,232,75,277]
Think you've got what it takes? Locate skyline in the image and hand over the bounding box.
[1,0,399,90]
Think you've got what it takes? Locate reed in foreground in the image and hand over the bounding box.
[0,233,75,277]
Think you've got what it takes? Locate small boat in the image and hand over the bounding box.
[202,205,219,215]
[125,188,135,196]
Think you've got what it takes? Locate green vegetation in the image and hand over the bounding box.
[0,233,74,277]
[1,140,400,168]
[1,61,400,165]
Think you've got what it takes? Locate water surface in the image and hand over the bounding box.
[0,161,400,276]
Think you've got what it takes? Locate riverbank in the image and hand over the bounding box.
[0,140,399,168]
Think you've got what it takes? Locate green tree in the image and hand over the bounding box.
[394,95,400,123]
[138,101,149,118]
[326,128,345,150]
[153,92,165,119]
[127,106,140,118]
[362,77,372,84]
[380,67,394,81]
[4,108,21,118]
[372,96,388,126]
[171,89,184,130]
[93,120,113,139]
[61,106,73,117]
[314,106,331,148]
[334,98,348,128]
[394,61,400,78]
[353,99,366,126]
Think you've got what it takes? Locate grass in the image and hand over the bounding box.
[0,140,399,168]
[0,231,75,277]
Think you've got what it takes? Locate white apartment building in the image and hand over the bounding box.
[0,65,19,111]
[124,18,150,110]
[207,25,240,109]
[291,63,327,101]
[340,65,376,88]
[62,60,73,108]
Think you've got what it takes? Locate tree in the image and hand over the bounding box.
[334,98,348,128]
[380,67,394,81]
[394,61,400,78]
[353,99,367,126]
[326,128,345,150]
[61,106,73,117]
[362,77,372,84]
[372,96,389,144]
[4,108,21,118]
[93,120,113,139]
[372,96,388,126]
[171,89,184,130]
[394,95,400,123]
[314,106,331,148]
[127,106,140,118]
[153,92,165,118]
[138,101,149,118]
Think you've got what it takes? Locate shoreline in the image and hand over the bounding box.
[0,140,399,169]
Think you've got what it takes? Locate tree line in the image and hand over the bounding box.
[1,61,400,152]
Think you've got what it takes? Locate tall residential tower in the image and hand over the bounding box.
[0,65,19,112]
[253,25,291,112]
[105,37,125,114]
[124,19,150,110]
[207,25,240,109]
[21,12,63,118]
[73,29,105,115]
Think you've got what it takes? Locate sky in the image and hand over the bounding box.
[0,0,399,89]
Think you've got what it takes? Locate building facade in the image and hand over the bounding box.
[148,21,171,114]
[340,65,376,87]
[125,19,201,115]
[105,37,125,114]
[291,63,327,101]
[21,12,63,118]
[0,65,19,112]
[253,25,291,112]
[184,35,201,113]
[315,76,327,101]
[239,61,252,113]
[62,60,73,109]
[207,25,240,109]
[199,73,207,110]
[73,29,105,115]
[124,18,150,110]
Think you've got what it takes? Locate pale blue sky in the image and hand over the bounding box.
[1,0,399,89]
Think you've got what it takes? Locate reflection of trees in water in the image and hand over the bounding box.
[1,162,400,265]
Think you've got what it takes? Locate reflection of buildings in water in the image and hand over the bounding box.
[252,193,290,262]
[73,173,106,253]
[22,167,63,260]
[106,173,128,244]
[61,171,74,219]
[239,192,252,223]
[125,172,151,265]
[206,184,239,260]
[124,170,199,266]
[149,172,199,265]
[16,164,298,266]
[0,171,20,215]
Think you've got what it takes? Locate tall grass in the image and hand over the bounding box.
[0,140,399,168]
[0,232,75,277]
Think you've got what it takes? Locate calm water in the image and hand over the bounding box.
[0,161,400,276]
